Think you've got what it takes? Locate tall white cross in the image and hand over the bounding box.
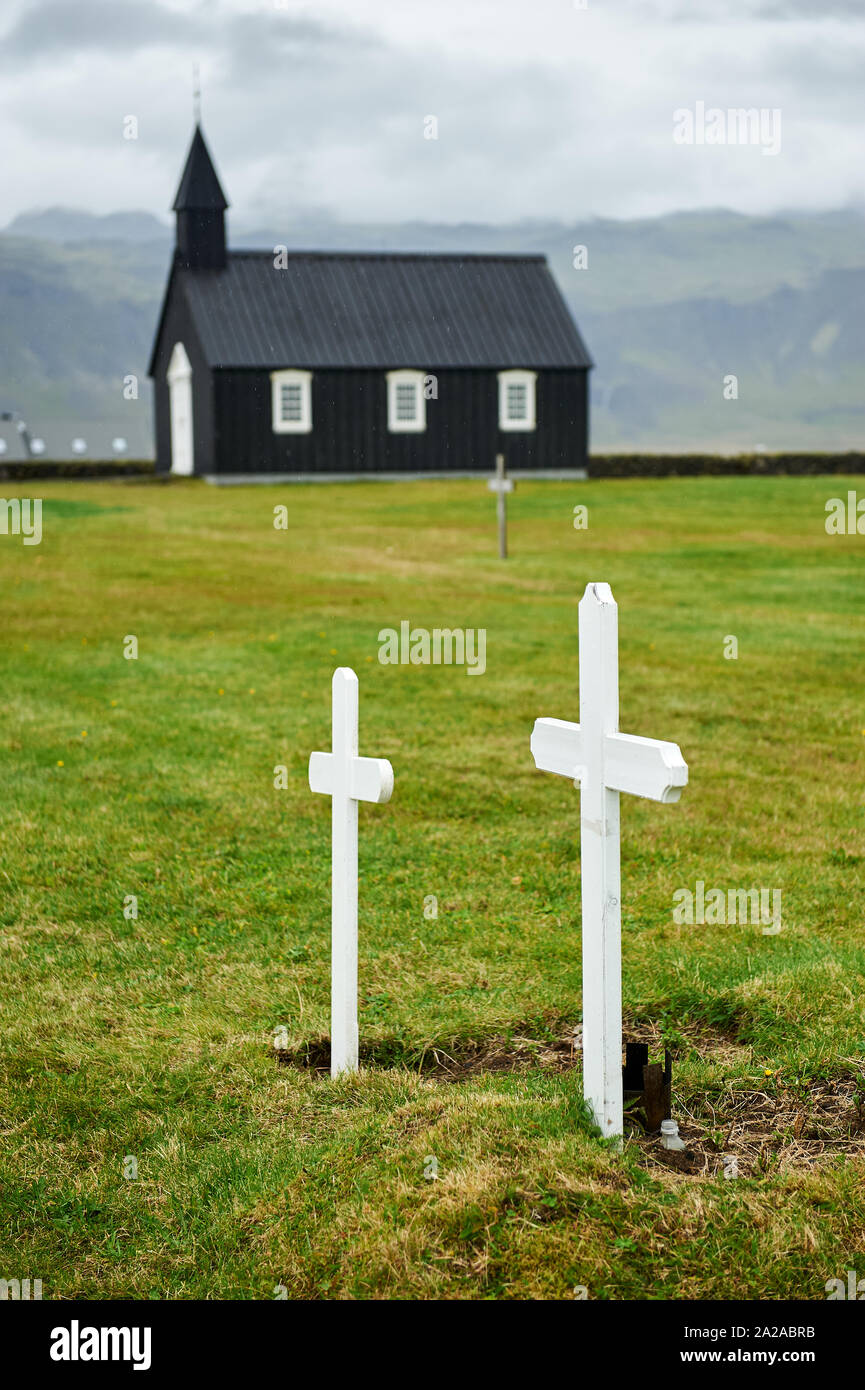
[309,668,394,1078]
[530,583,688,1138]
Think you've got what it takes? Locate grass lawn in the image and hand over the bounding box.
[1,473,864,1301]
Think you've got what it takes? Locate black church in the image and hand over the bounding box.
[148,126,592,479]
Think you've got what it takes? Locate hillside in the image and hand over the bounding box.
[1,207,863,458]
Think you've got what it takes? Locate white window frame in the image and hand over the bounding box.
[498,369,537,432]
[271,369,312,434]
[386,369,426,433]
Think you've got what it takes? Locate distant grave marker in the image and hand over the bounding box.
[487,453,514,559]
[530,582,688,1138]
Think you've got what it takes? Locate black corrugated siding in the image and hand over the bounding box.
[212,368,588,475]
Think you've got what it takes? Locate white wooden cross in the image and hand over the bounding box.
[309,668,394,1078]
[487,452,514,559]
[530,583,688,1138]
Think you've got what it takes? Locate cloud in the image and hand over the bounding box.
[0,0,863,226]
[0,0,202,58]
[616,0,865,18]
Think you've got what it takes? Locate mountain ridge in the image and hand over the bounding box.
[1,206,862,458]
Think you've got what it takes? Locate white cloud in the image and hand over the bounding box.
[0,0,862,227]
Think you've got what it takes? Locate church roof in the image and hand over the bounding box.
[163,250,592,371]
[172,125,228,212]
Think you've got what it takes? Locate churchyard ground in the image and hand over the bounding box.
[1,474,864,1300]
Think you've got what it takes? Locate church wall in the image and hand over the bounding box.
[210,367,589,475]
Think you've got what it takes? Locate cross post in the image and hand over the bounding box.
[530,583,687,1138]
[309,668,394,1077]
[487,452,514,559]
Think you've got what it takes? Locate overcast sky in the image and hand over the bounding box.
[1,0,863,229]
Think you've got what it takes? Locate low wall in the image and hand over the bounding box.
[587,452,865,478]
[1,454,864,482]
[0,460,155,481]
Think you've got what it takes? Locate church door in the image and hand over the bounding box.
[168,342,194,475]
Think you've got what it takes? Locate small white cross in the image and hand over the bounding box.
[530,583,688,1138]
[309,668,394,1077]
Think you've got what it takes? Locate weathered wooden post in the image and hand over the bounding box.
[530,583,688,1138]
[309,668,394,1077]
[487,453,513,559]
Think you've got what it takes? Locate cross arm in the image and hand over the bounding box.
[604,732,688,803]
[308,750,334,795]
[308,750,394,804]
[530,717,584,783]
[351,756,394,805]
[530,719,687,803]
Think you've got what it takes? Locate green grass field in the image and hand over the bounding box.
[1,474,864,1301]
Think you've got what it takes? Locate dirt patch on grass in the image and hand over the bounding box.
[638,1073,865,1179]
[274,1013,743,1081]
[275,1023,865,1175]
[275,1029,577,1078]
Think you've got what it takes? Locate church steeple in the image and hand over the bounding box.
[172,125,228,270]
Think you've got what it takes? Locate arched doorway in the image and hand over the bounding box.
[167,342,193,475]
